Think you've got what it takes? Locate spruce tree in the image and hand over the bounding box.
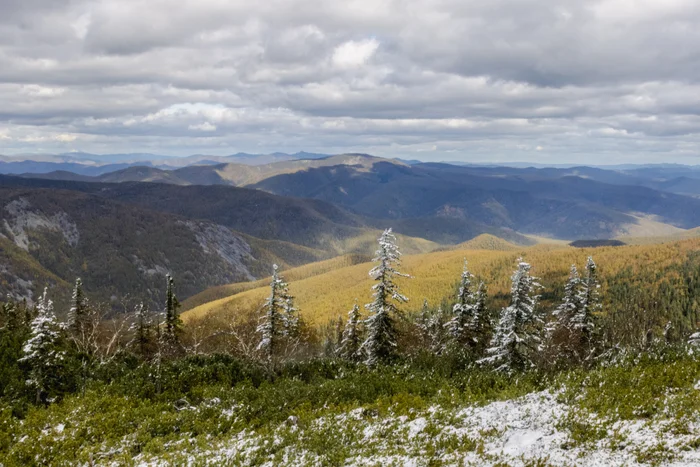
[470,281,490,353]
[574,256,600,354]
[132,302,154,358]
[282,290,300,339]
[547,264,581,360]
[19,288,64,404]
[427,306,448,355]
[416,299,432,348]
[338,302,363,361]
[446,260,475,346]
[163,274,182,345]
[481,259,542,372]
[1,299,21,331]
[362,228,409,366]
[68,278,89,335]
[257,264,285,360]
[334,316,344,353]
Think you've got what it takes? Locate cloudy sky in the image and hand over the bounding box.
[1,0,700,163]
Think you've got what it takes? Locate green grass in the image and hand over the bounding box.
[4,348,700,466]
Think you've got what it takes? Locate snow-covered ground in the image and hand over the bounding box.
[132,390,700,466]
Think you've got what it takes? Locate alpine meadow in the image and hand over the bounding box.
[5,1,700,466]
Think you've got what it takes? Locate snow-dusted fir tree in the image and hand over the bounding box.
[574,257,600,350]
[1,299,21,331]
[446,260,474,346]
[19,288,64,404]
[338,302,363,361]
[68,277,89,335]
[547,265,581,338]
[416,299,432,348]
[470,281,491,353]
[163,274,182,345]
[481,259,542,372]
[282,292,300,339]
[427,306,448,354]
[257,264,286,360]
[545,264,583,362]
[362,228,410,366]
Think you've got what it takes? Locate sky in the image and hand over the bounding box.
[1,0,700,164]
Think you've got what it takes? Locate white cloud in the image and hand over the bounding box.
[1,0,700,164]
[188,122,217,131]
[332,39,379,69]
[54,134,78,142]
[20,85,66,97]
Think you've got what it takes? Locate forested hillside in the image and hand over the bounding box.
[0,180,444,310]
[3,231,700,465]
[18,155,700,241]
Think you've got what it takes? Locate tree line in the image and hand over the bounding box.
[1,228,699,407]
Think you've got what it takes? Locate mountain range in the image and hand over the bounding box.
[3,152,700,311]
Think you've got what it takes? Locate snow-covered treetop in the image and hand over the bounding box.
[510,259,541,315]
[368,229,409,305]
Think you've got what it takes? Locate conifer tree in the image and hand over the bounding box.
[163,274,182,345]
[470,281,491,353]
[574,256,600,354]
[1,299,21,331]
[481,259,542,372]
[68,278,89,335]
[282,290,300,339]
[132,302,154,358]
[446,260,474,346]
[257,264,285,360]
[338,302,363,361]
[334,316,344,353]
[546,264,581,360]
[19,288,64,404]
[416,299,432,348]
[427,306,448,354]
[362,228,409,366]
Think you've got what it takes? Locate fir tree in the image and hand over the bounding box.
[546,264,581,359]
[416,299,432,348]
[163,274,182,345]
[427,306,448,354]
[481,259,542,372]
[334,316,344,353]
[257,264,285,360]
[470,281,491,353]
[575,256,600,353]
[338,302,363,361]
[132,302,154,358]
[282,290,300,339]
[68,278,89,335]
[362,228,410,366]
[19,288,64,404]
[446,260,475,346]
[1,299,21,331]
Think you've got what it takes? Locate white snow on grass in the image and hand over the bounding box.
[129,390,700,466]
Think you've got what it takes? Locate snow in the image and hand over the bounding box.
[123,388,700,466]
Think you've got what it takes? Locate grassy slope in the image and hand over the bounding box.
[182,231,440,312]
[619,226,700,245]
[181,254,371,311]
[185,236,700,326]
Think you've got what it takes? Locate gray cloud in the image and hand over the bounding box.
[1,0,700,164]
